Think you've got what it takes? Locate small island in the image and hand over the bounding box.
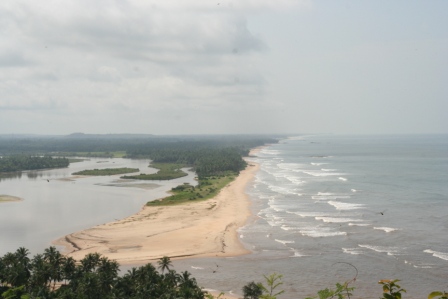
[147,173,235,206]
[121,163,188,180]
[72,167,139,176]
[0,195,23,203]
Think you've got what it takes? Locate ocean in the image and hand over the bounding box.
[172,134,448,298]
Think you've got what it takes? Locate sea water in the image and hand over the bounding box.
[173,134,448,298]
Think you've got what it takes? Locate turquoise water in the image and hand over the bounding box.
[173,134,448,298]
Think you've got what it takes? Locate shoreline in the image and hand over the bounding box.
[54,154,261,264]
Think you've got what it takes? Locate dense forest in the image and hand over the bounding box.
[0,156,69,173]
[0,134,278,178]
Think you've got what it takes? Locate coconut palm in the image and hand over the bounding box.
[43,246,64,290]
[157,256,172,274]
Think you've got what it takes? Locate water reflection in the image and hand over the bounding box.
[27,171,43,179]
[0,172,23,181]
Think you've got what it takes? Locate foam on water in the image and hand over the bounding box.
[288,211,329,217]
[285,176,305,185]
[278,163,306,171]
[342,247,363,255]
[302,171,346,177]
[424,249,448,261]
[315,217,362,223]
[358,244,400,256]
[328,201,364,210]
[275,239,295,245]
[348,223,370,227]
[290,249,307,257]
[268,184,299,196]
[239,135,448,297]
[312,195,351,200]
[280,225,299,231]
[299,227,347,237]
[261,149,281,155]
[374,227,400,233]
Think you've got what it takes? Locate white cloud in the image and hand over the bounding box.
[0,0,282,118]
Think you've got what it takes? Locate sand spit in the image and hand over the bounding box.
[0,195,23,202]
[55,161,260,264]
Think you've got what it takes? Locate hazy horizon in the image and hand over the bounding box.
[1,1,447,135]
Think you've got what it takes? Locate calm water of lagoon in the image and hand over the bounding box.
[0,158,197,255]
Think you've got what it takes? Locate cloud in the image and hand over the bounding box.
[0,0,288,115]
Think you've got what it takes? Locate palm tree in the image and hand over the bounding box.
[157,256,172,274]
[43,246,64,290]
[61,256,76,284]
[80,253,101,273]
[28,253,51,296]
[97,256,119,295]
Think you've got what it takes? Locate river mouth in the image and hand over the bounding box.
[0,157,197,256]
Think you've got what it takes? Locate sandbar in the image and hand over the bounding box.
[0,195,23,203]
[55,158,260,264]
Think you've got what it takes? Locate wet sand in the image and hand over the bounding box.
[55,159,260,264]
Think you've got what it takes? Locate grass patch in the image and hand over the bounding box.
[121,163,188,181]
[146,172,236,206]
[72,167,139,176]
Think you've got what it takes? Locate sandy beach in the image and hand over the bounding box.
[55,158,260,265]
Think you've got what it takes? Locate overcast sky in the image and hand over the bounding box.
[1,0,447,135]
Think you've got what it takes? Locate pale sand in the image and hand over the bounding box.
[0,195,23,202]
[55,159,260,265]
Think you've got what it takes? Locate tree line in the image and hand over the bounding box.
[2,247,446,299]
[0,247,204,299]
[0,156,69,173]
[0,135,277,177]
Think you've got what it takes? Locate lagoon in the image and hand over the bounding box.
[0,157,197,255]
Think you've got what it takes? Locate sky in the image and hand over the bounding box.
[1,0,447,135]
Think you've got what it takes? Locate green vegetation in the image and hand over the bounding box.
[122,163,187,181]
[243,273,285,299]
[0,134,277,179]
[127,146,249,179]
[1,247,446,299]
[73,167,139,176]
[147,173,235,206]
[0,155,69,173]
[0,248,204,299]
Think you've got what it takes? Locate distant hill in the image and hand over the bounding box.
[66,133,155,139]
